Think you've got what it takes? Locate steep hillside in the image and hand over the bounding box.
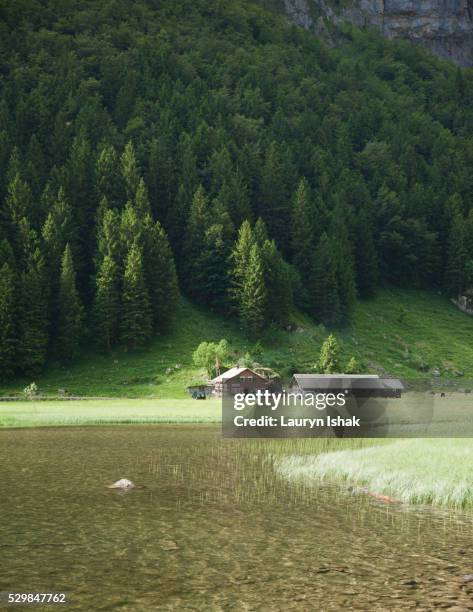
[2,289,473,398]
[2,0,473,383]
[280,0,473,65]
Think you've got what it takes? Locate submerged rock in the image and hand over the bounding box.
[108,478,135,490]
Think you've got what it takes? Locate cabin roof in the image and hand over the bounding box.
[290,374,404,390]
[209,367,265,384]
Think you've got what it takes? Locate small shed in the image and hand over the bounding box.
[209,367,269,397]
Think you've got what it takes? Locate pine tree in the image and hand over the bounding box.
[254,217,268,246]
[142,218,179,329]
[0,261,18,377]
[120,243,152,349]
[120,202,144,255]
[3,173,33,257]
[121,141,140,201]
[134,177,151,217]
[259,141,293,251]
[19,248,49,374]
[197,223,230,312]
[354,209,379,297]
[312,233,340,324]
[65,136,95,295]
[229,220,257,310]
[261,239,293,326]
[42,187,74,275]
[182,185,212,294]
[148,136,176,222]
[318,334,341,374]
[291,177,316,310]
[332,213,357,322]
[56,244,83,361]
[97,208,121,262]
[445,211,467,296]
[96,145,124,209]
[94,255,120,352]
[240,243,267,337]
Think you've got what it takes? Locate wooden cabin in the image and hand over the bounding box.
[209,367,269,397]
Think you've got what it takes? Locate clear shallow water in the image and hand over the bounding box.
[1,426,473,611]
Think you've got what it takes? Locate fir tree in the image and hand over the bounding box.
[0,261,18,377]
[96,145,124,209]
[121,141,141,201]
[94,255,120,352]
[291,177,316,310]
[445,211,467,296]
[42,187,74,275]
[332,214,357,322]
[142,218,179,329]
[120,243,152,349]
[182,185,212,294]
[261,239,293,326]
[97,208,121,262]
[56,244,83,361]
[254,217,268,246]
[312,233,340,324]
[19,248,49,374]
[197,223,230,311]
[134,177,151,217]
[354,209,379,297]
[239,243,267,337]
[229,220,257,310]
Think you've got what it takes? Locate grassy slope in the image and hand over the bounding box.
[2,287,473,398]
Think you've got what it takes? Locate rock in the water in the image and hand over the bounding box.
[108,478,135,489]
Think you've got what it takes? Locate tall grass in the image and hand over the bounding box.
[276,439,473,508]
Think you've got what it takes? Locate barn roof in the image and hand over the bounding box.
[290,374,404,391]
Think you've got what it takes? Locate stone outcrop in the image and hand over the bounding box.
[282,0,473,66]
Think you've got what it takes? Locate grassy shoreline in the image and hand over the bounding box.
[276,439,473,509]
[0,398,221,428]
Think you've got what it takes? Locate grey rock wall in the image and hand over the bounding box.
[282,0,473,65]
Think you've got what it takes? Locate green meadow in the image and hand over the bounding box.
[2,288,473,399]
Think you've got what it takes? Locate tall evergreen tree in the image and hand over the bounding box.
[229,220,257,310]
[120,243,152,349]
[332,212,357,322]
[312,233,340,324]
[182,185,211,292]
[445,211,467,296]
[142,218,179,329]
[240,243,267,337]
[291,177,316,310]
[56,244,83,361]
[354,209,379,297]
[121,141,141,202]
[19,248,49,374]
[261,239,293,326]
[94,255,120,352]
[96,145,124,210]
[0,261,18,377]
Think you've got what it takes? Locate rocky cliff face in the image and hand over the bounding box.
[283,0,473,66]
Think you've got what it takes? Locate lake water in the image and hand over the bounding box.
[1,426,473,610]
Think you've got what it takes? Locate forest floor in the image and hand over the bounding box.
[1,287,473,399]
